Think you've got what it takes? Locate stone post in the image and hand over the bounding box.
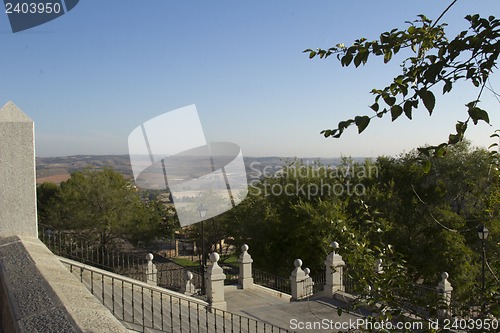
[323,241,345,297]
[303,267,314,298]
[238,244,253,289]
[290,259,307,301]
[205,252,227,311]
[145,253,157,286]
[0,101,37,237]
[375,258,384,274]
[436,272,453,318]
[181,271,197,295]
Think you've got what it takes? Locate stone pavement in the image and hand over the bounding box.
[225,286,368,333]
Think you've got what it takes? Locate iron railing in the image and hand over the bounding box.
[253,269,291,294]
[39,225,206,297]
[223,264,240,285]
[39,225,148,274]
[61,258,292,333]
[309,270,325,295]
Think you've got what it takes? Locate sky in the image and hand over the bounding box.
[0,1,499,158]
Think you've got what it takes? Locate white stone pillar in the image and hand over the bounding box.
[303,267,314,297]
[436,272,453,318]
[290,259,307,301]
[323,241,345,297]
[205,252,227,311]
[374,258,384,274]
[145,253,157,286]
[0,101,37,237]
[238,244,253,289]
[181,271,197,295]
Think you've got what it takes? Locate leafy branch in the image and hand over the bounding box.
[304,14,499,157]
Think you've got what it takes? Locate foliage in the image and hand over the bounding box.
[304,14,499,157]
[227,158,380,276]
[37,168,178,248]
[226,143,499,323]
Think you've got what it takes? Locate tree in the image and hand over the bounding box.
[305,10,499,157]
[36,182,60,226]
[39,168,176,248]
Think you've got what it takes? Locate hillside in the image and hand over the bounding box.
[36,155,369,184]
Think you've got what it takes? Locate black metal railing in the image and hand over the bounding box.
[343,269,357,295]
[61,258,292,333]
[307,271,323,295]
[253,269,291,294]
[39,225,148,274]
[223,264,240,285]
[39,224,206,297]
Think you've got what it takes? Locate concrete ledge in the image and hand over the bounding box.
[251,284,292,301]
[333,290,357,304]
[0,235,128,333]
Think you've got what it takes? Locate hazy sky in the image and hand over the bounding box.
[1,1,499,158]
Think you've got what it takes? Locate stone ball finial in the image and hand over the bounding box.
[441,272,449,280]
[186,271,193,281]
[146,253,154,261]
[241,244,249,252]
[304,268,310,275]
[209,252,220,263]
[294,259,302,268]
[331,241,339,249]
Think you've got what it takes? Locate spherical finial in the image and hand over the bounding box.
[294,259,302,268]
[146,253,154,261]
[241,244,249,252]
[304,268,310,275]
[186,271,193,281]
[209,252,220,263]
[331,241,339,249]
[441,272,449,280]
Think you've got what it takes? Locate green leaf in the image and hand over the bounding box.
[370,103,379,112]
[417,147,430,157]
[355,116,371,134]
[403,100,413,119]
[422,160,431,173]
[435,146,447,157]
[468,106,490,125]
[383,50,392,63]
[442,80,452,94]
[448,134,460,144]
[418,89,435,115]
[354,52,363,67]
[390,105,403,121]
[308,50,317,59]
[341,53,353,67]
[383,95,396,106]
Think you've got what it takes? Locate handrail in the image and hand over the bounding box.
[253,269,291,294]
[60,257,293,333]
[39,224,205,296]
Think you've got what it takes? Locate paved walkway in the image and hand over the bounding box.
[225,286,367,333]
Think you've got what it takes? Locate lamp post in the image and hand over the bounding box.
[197,204,208,294]
[477,224,489,315]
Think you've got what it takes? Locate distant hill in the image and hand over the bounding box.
[36,155,133,184]
[36,155,370,184]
